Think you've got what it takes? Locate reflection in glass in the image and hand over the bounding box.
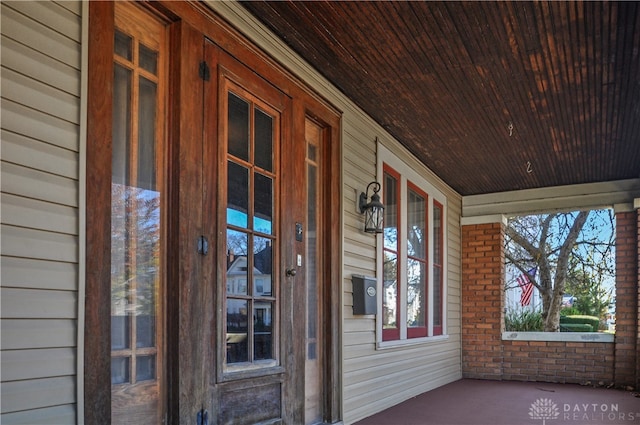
[138,77,157,190]
[227,299,249,363]
[383,170,399,336]
[111,357,129,385]
[111,314,130,350]
[136,355,156,382]
[227,161,249,228]
[253,236,272,296]
[254,302,273,360]
[228,93,249,161]
[433,266,442,328]
[254,279,264,295]
[407,259,425,327]
[407,189,425,258]
[225,90,280,370]
[254,108,273,172]
[136,295,155,348]
[111,11,164,423]
[407,187,426,333]
[307,143,317,162]
[254,173,273,234]
[383,252,398,329]
[114,30,132,61]
[433,203,444,334]
[111,34,161,386]
[434,205,442,263]
[383,173,398,251]
[139,44,158,75]
[112,65,131,186]
[307,162,317,344]
[136,314,155,348]
[227,229,248,295]
[111,186,160,378]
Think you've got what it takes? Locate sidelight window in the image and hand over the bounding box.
[110,2,167,422]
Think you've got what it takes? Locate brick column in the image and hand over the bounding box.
[613,210,639,387]
[461,221,504,380]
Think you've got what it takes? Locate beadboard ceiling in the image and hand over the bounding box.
[241,1,640,196]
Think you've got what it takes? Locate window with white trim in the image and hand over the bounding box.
[378,149,446,344]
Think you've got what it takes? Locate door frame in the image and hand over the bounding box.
[85,2,342,423]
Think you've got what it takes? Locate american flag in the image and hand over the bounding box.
[517,268,537,306]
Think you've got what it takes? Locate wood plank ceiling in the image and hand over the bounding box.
[240,1,640,196]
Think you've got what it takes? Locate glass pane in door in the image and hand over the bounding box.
[227,162,249,228]
[227,299,249,363]
[304,118,323,424]
[225,90,279,371]
[254,301,273,360]
[228,93,250,161]
[254,172,273,234]
[254,108,273,171]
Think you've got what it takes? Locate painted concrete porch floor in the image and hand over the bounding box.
[353,379,640,425]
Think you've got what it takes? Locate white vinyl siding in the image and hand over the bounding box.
[204,3,463,424]
[1,1,82,423]
[343,134,462,424]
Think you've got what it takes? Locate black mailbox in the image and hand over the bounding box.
[352,275,377,315]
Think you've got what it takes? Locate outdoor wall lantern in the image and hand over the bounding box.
[359,181,384,234]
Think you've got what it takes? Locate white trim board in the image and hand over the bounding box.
[463,178,640,217]
[502,331,614,343]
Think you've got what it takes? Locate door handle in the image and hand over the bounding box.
[286,267,297,277]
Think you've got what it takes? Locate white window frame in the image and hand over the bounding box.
[376,144,448,348]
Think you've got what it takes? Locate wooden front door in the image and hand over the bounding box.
[95,3,341,423]
[172,29,311,422]
[202,40,299,424]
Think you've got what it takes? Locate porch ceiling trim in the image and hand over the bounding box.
[462,178,640,217]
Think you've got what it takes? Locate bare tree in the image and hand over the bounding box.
[504,210,614,332]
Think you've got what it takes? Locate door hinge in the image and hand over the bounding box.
[197,409,209,425]
[199,61,210,81]
[197,236,209,256]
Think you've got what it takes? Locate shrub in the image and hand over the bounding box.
[560,323,593,332]
[559,315,599,331]
[505,310,544,331]
[560,307,580,316]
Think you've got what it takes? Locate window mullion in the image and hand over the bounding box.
[427,199,434,337]
[399,176,408,340]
